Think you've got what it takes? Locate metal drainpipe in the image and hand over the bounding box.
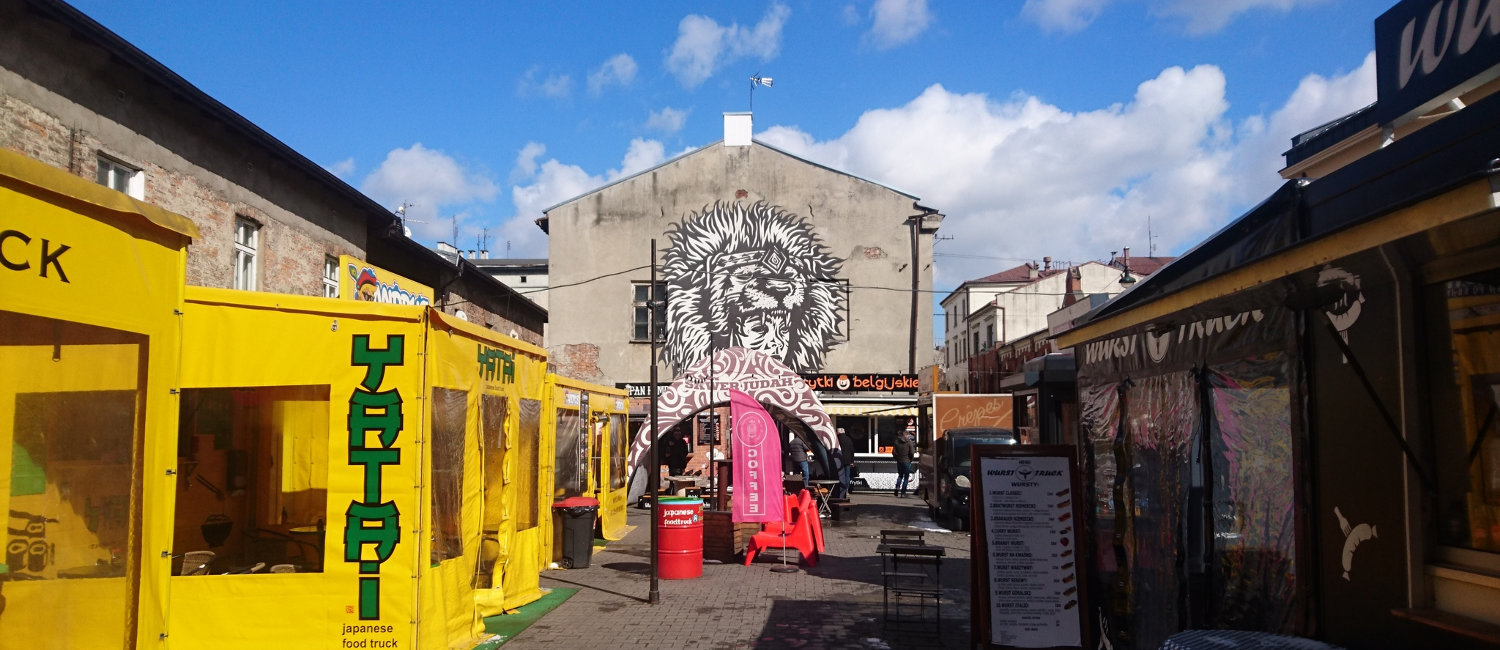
[907,213,920,374]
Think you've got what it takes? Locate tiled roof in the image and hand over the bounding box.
[966,263,1063,284]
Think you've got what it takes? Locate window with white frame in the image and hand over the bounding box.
[322,255,340,298]
[233,218,259,291]
[632,282,666,342]
[95,156,143,199]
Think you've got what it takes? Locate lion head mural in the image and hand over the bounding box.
[660,201,845,373]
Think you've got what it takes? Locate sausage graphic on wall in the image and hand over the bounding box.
[1335,506,1376,581]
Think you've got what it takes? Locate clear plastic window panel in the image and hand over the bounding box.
[609,414,628,490]
[516,399,541,530]
[3,309,145,642]
[554,410,583,499]
[1078,382,1120,576]
[430,388,466,564]
[1206,352,1298,633]
[1122,371,1199,650]
[175,386,330,574]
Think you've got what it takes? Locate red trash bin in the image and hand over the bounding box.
[657,497,703,579]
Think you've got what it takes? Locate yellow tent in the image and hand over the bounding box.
[0,149,196,648]
[0,145,599,648]
[173,289,552,649]
[544,375,630,542]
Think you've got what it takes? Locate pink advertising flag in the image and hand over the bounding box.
[730,389,784,523]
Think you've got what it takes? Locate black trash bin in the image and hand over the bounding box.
[552,497,600,569]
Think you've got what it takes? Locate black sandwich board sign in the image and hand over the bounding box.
[970,444,1088,649]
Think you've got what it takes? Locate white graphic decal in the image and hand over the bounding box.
[625,347,836,475]
[1319,266,1364,363]
[660,201,845,374]
[1144,329,1171,363]
[1334,506,1376,581]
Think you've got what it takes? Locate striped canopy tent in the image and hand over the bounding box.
[625,347,834,501]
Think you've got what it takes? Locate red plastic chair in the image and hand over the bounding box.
[743,493,819,566]
[798,489,825,553]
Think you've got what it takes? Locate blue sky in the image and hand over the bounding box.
[68,0,1381,295]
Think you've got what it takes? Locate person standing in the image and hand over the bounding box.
[833,428,856,498]
[659,432,687,478]
[892,425,916,497]
[785,432,811,489]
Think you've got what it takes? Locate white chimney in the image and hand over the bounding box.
[724,112,752,147]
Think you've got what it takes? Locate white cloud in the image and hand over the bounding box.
[503,139,671,258]
[518,66,573,99]
[360,143,499,241]
[1153,0,1329,35]
[646,106,689,133]
[866,0,933,50]
[588,54,638,95]
[325,157,356,179]
[614,139,667,180]
[1228,52,1375,202]
[510,142,548,184]
[1021,0,1328,35]
[1021,0,1112,33]
[666,3,791,88]
[757,56,1374,290]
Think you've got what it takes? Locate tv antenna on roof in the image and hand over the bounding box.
[1147,214,1157,257]
[749,73,772,112]
[393,202,425,238]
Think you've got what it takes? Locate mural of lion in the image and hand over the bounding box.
[660,201,845,373]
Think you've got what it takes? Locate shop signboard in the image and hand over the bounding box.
[338,254,434,306]
[1375,0,1500,125]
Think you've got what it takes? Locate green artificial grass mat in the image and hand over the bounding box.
[474,587,580,648]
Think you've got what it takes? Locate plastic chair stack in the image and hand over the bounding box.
[743,491,821,566]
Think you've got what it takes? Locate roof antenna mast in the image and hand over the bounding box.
[1148,214,1157,257]
[749,72,772,112]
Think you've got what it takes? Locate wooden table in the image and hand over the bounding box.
[665,475,702,496]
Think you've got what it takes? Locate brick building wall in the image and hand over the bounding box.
[0,2,545,342]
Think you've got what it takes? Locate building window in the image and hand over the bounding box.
[95,156,143,199]
[632,282,666,342]
[322,256,340,298]
[1429,265,1500,560]
[233,217,259,291]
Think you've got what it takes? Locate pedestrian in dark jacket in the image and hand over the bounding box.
[835,428,856,498]
[893,424,916,497]
[659,432,687,477]
[786,433,811,489]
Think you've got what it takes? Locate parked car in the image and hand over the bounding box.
[918,427,1017,530]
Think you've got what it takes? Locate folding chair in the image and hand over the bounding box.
[180,550,215,576]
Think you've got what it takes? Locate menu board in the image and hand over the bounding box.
[971,446,1085,649]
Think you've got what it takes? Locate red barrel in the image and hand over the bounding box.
[657,497,703,579]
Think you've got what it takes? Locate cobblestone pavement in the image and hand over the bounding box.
[501,491,972,649]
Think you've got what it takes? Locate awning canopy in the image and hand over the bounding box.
[825,403,917,416]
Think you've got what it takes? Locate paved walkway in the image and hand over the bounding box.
[501,492,972,649]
